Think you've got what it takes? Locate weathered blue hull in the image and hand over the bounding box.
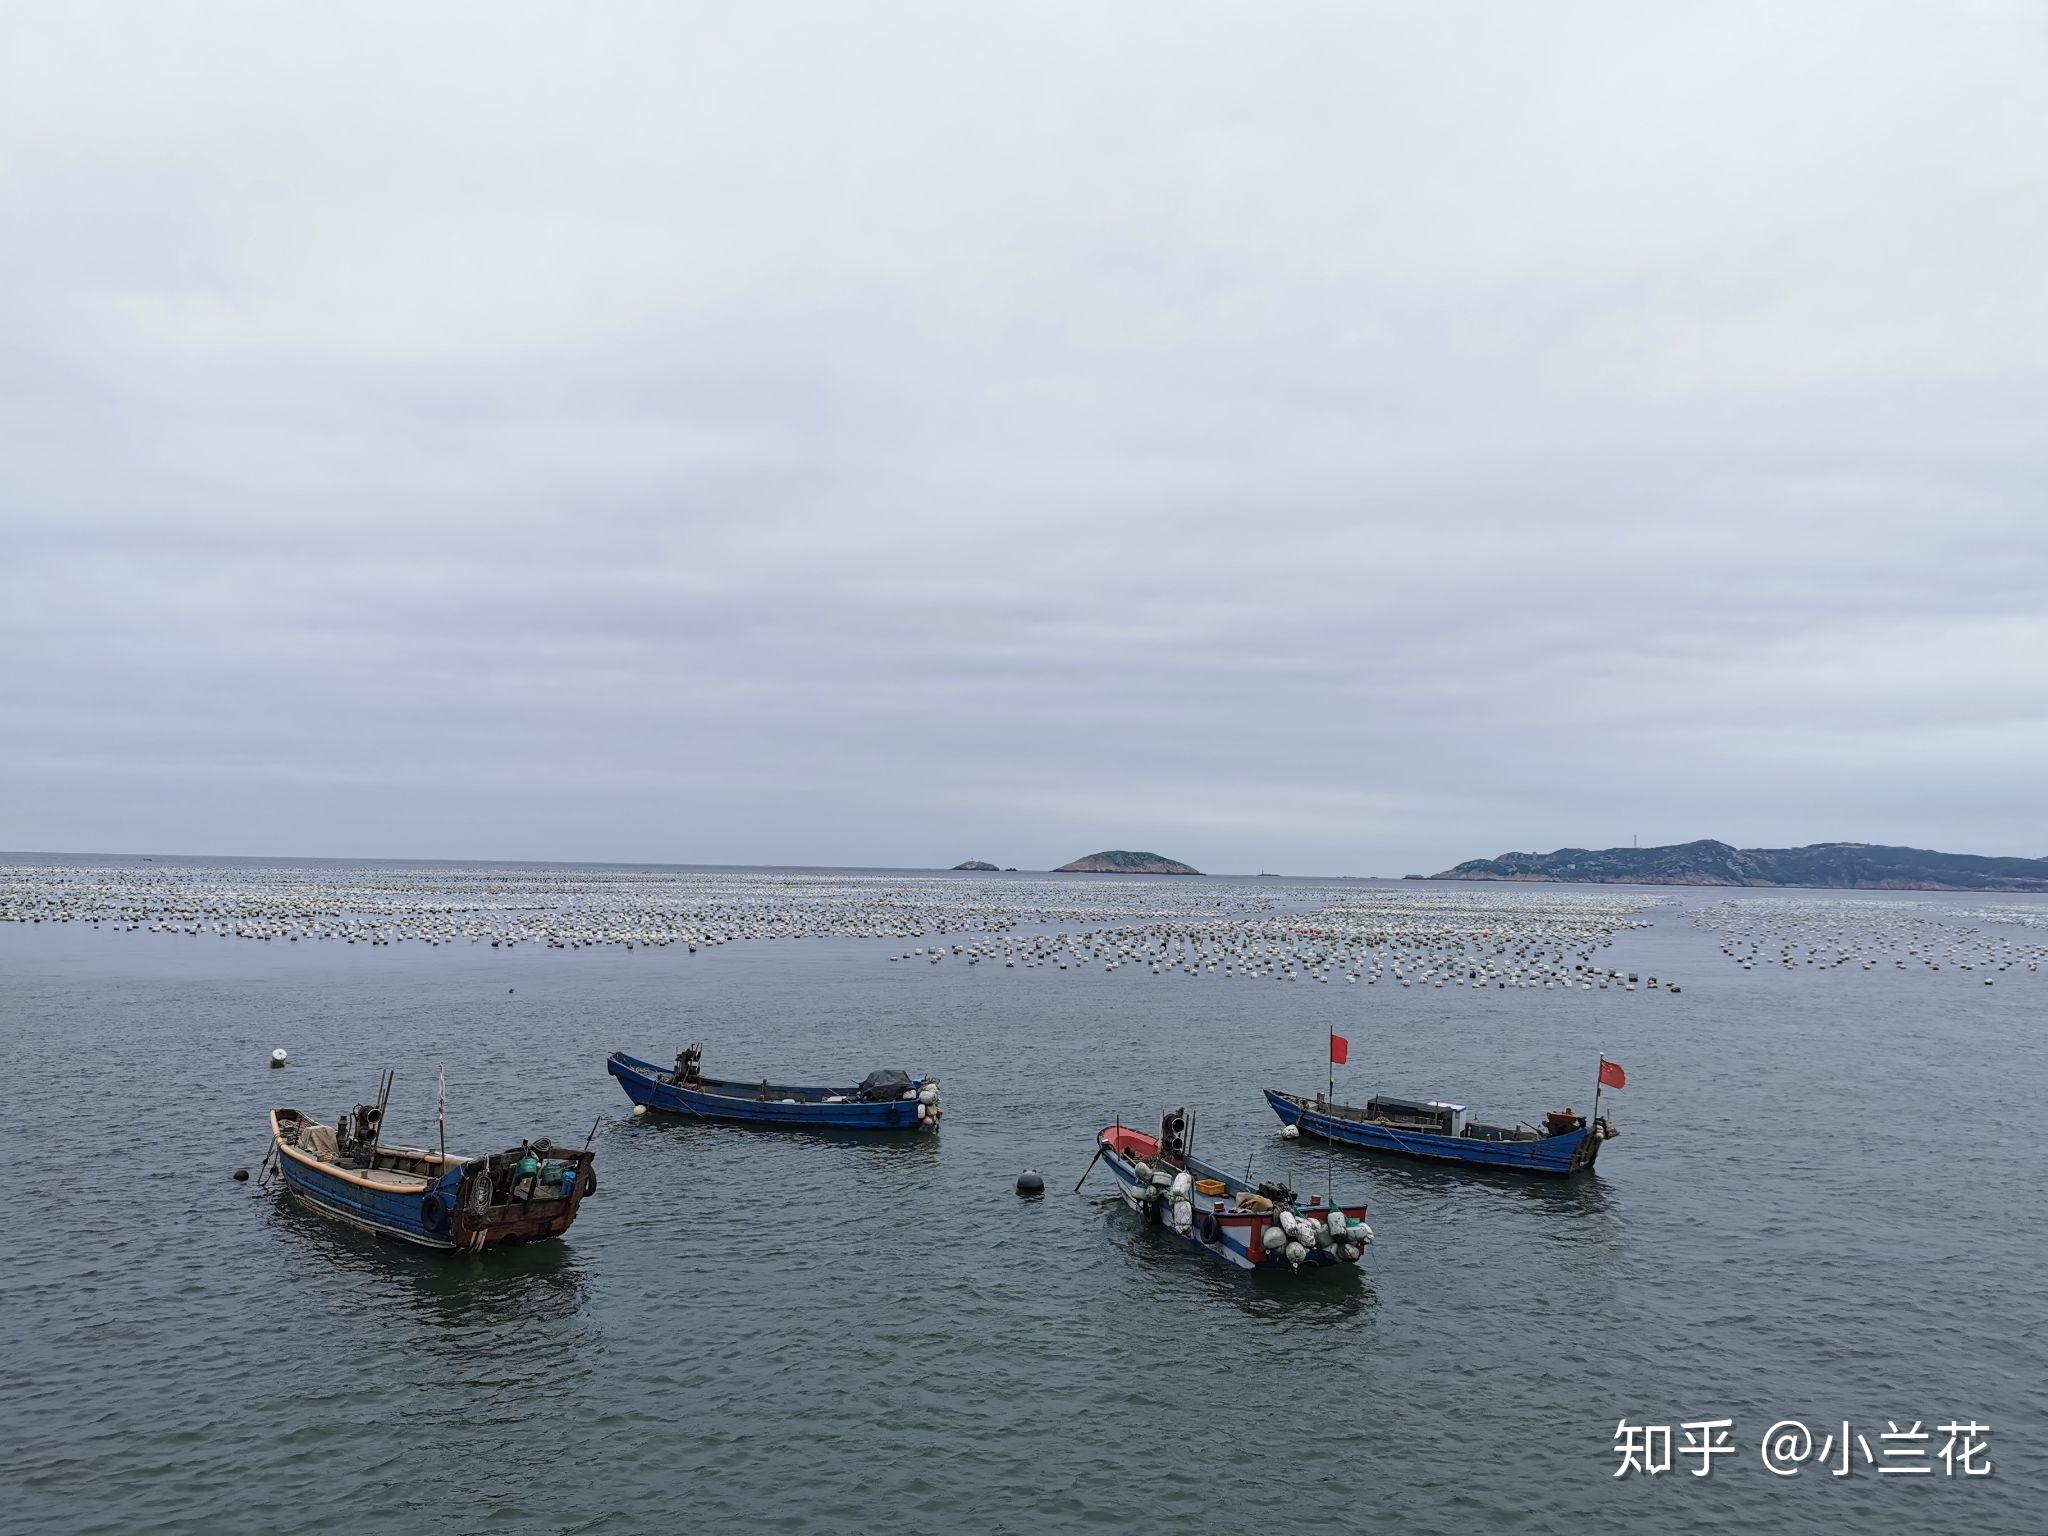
[274,1142,464,1248]
[1264,1089,1603,1175]
[607,1052,940,1131]
[268,1108,594,1251]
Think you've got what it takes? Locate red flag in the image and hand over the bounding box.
[1598,1059,1626,1090]
[1330,1033,1349,1066]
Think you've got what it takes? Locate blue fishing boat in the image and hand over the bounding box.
[1264,1035,1623,1176]
[266,1073,595,1251]
[606,1045,943,1131]
[1263,1089,1614,1174]
[1079,1108,1372,1272]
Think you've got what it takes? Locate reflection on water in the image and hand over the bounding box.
[264,1193,592,1332]
[1350,1152,1618,1215]
[621,1112,945,1168]
[1090,1196,1379,1323]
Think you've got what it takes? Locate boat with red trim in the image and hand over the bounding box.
[1079,1108,1372,1272]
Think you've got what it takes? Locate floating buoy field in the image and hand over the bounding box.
[4,862,2039,994]
[1691,897,2048,979]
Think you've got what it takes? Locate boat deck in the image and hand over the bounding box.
[273,1114,457,1191]
[1273,1090,1541,1142]
[355,1167,433,1190]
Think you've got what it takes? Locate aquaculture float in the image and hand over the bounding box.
[606,1045,943,1131]
[1264,1044,1623,1176]
[1078,1107,1372,1272]
[265,1071,595,1251]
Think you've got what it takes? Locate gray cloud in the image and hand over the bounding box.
[4,2,2045,870]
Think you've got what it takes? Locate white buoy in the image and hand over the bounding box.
[632,1104,649,1118]
[270,1048,288,1068]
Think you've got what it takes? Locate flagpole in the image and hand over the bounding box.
[1591,1053,1604,1129]
[437,1064,447,1164]
[1327,1022,1334,1107]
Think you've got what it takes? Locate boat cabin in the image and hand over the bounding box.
[1351,1094,1468,1137]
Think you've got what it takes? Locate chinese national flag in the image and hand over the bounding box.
[1598,1059,1627,1090]
[1330,1033,1349,1066]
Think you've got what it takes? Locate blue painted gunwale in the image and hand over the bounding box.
[606,1051,939,1131]
[1263,1089,1603,1175]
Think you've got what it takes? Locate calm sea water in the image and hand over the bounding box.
[3,865,2042,1534]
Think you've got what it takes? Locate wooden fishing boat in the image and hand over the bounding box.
[1079,1108,1372,1272]
[1263,1088,1614,1175]
[265,1075,595,1251]
[606,1045,943,1131]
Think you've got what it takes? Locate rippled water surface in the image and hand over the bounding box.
[4,863,2043,1534]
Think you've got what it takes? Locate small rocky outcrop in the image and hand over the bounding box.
[1055,850,1201,875]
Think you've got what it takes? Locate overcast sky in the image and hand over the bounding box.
[3,2,2044,873]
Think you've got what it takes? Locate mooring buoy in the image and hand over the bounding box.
[1016,1169,1045,1196]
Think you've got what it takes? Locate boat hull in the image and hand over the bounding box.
[274,1146,460,1248]
[1264,1089,1602,1175]
[607,1052,939,1131]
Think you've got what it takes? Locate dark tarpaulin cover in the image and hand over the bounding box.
[857,1068,912,1101]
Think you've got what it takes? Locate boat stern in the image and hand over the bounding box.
[449,1144,597,1251]
[1572,1116,1617,1172]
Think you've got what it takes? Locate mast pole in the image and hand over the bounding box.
[1591,1053,1605,1129]
[367,1068,392,1167]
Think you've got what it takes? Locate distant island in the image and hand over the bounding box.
[1433,839,2048,893]
[1056,849,1202,875]
[951,859,999,871]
